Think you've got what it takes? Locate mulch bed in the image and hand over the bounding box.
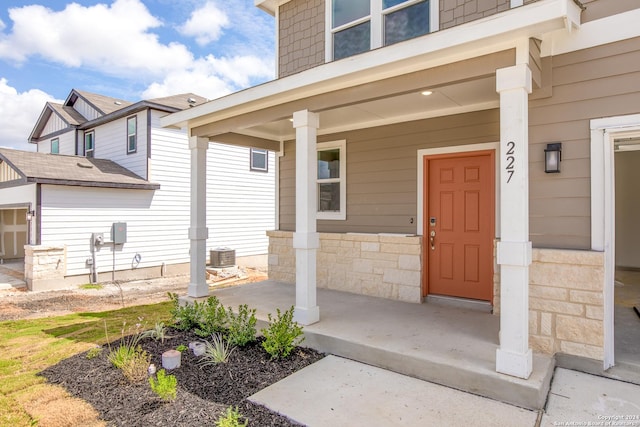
[40,329,324,426]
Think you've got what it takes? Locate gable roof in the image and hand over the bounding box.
[0,148,159,190]
[30,90,207,143]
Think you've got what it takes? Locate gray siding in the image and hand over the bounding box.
[278,0,325,78]
[529,36,640,249]
[440,0,510,30]
[279,109,500,233]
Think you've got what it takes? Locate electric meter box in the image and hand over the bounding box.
[111,222,127,244]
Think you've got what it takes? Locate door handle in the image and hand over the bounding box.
[430,230,436,251]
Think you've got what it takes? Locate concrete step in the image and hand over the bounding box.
[301,325,554,411]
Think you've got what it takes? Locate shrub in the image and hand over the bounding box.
[140,321,173,343]
[175,344,188,352]
[216,406,248,427]
[226,304,257,346]
[261,306,304,359]
[168,292,201,331]
[194,296,228,338]
[149,369,177,402]
[106,321,151,382]
[199,333,235,367]
[85,346,102,359]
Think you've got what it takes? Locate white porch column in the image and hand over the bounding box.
[188,136,209,298]
[292,110,320,325]
[495,63,533,379]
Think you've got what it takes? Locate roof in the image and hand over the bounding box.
[49,103,86,126]
[147,93,208,110]
[69,90,133,115]
[0,148,159,190]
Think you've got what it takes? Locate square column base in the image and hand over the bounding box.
[188,282,209,298]
[294,305,320,326]
[496,348,533,379]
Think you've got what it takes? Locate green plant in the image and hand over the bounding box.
[79,283,103,290]
[106,320,151,382]
[199,333,235,367]
[140,321,173,343]
[226,304,257,346]
[85,346,102,359]
[194,296,228,338]
[149,369,177,402]
[261,306,304,359]
[216,406,248,427]
[168,292,202,331]
[175,344,188,352]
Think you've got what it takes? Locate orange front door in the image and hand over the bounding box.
[425,152,494,302]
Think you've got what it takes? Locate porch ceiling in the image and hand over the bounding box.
[241,76,498,141]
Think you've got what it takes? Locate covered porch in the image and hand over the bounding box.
[162,0,584,382]
[209,279,554,410]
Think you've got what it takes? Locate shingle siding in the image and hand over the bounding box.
[440,0,511,30]
[278,0,325,78]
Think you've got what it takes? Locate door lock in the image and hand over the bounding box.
[430,230,436,251]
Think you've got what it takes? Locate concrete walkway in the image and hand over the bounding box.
[0,262,26,290]
[250,357,640,427]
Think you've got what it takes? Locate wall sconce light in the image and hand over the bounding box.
[544,143,562,173]
[26,210,35,221]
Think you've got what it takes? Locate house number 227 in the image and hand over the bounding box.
[505,141,515,183]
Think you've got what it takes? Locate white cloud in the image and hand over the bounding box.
[178,1,229,46]
[0,79,59,150]
[142,54,274,100]
[0,0,193,78]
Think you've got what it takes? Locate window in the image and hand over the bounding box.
[127,116,137,153]
[250,148,268,172]
[317,140,346,220]
[328,0,435,61]
[51,138,59,154]
[84,131,95,158]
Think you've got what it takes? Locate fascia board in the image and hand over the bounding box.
[162,0,579,130]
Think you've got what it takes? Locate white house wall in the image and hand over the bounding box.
[0,184,36,207]
[74,97,101,121]
[94,111,148,179]
[37,130,76,155]
[39,184,190,277]
[42,112,67,136]
[206,143,276,257]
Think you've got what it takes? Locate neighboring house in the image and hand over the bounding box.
[0,89,275,289]
[162,0,640,380]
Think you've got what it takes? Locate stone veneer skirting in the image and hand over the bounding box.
[268,231,606,361]
[268,231,422,302]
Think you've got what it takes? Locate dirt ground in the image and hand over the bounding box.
[0,268,268,322]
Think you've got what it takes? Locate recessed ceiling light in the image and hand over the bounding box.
[421,90,433,96]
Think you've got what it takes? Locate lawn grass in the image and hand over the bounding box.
[0,301,173,426]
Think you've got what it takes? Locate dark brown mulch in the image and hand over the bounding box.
[40,329,324,426]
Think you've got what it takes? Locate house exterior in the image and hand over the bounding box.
[161,0,640,379]
[0,89,275,290]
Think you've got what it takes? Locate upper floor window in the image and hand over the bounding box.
[329,0,436,61]
[51,138,59,154]
[127,116,137,154]
[250,148,268,172]
[85,131,95,158]
[317,140,346,220]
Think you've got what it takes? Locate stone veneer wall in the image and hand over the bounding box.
[268,231,422,302]
[24,245,67,291]
[528,249,605,360]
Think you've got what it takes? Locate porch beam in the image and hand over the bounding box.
[187,136,209,298]
[208,132,280,151]
[495,63,533,379]
[292,110,320,325]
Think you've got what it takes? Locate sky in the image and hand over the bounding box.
[0,0,276,150]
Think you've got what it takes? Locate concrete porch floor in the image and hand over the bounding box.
[209,280,554,410]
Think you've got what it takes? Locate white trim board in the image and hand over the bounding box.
[416,142,500,236]
[590,114,640,371]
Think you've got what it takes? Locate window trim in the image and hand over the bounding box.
[84,130,95,158]
[51,138,59,154]
[250,148,269,172]
[317,139,346,220]
[326,0,439,62]
[127,116,137,154]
